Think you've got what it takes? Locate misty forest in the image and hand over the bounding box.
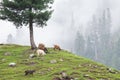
[74,8,120,70]
[0,0,120,80]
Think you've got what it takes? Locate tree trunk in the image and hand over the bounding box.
[29,6,37,50]
[29,22,37,49]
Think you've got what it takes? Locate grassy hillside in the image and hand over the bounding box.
[0,44,120,80]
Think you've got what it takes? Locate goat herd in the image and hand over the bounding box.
[36,43,61,56]
[7,44,76,80]
[8,43,61,76]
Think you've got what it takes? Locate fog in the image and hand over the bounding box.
[0,0,119,47]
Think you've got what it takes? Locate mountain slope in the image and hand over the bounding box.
[0,44,120,80]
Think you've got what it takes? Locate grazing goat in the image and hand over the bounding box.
[54,45,61,51]
[36,49,46,56]
[38,43,48,53]
[44,47,48,53]
[38,43,45,50]
[25,70,35,75]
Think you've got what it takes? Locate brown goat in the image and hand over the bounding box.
[38,43,48,53]
[38,43,45,50]
[54,45,61,51]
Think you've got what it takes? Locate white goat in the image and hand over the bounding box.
[36,49,46,56]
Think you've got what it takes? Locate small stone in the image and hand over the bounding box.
[38,71,46,75]
[59,58,64,62]
[93,65,97,68]
[83,74,89,77]
[9,62,16,67]
[4,52,11,56]
[29,54,36,58]
[78,64,82,67]
[74,78,79,80]
[88,64,92,67]
[1,59,6,62]
[107,68,112,71]
[50,60,57,64]
[60,71,67,77]
[53,77,61,80]
[22,59,29,62]
[99,79,106,80]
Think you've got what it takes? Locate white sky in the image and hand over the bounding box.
[0,0,120,50]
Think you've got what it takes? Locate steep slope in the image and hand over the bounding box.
[0,44,120,80]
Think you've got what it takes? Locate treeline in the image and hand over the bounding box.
[74,8,120,70]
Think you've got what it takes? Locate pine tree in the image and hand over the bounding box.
[74,31,85,56]
[0,0,54,49]
[7,34,14,44]
[85,8,112,61]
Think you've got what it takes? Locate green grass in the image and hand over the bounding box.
[0,44,120,80]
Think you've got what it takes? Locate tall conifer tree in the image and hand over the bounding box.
[0,0,54,49]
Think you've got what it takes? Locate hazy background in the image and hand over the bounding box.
[0,0,120,47]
